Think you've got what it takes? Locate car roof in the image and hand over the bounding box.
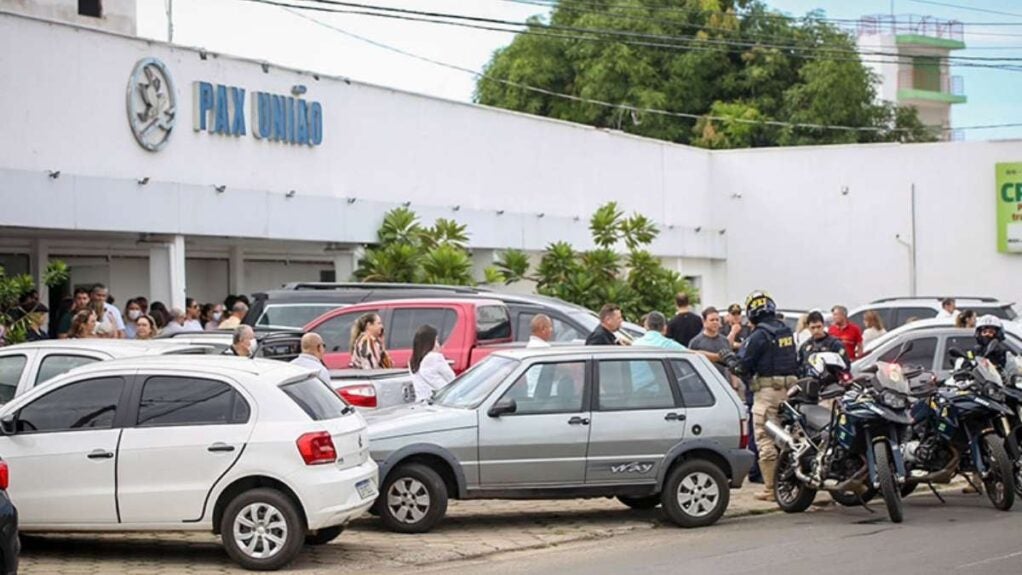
[321,297,506,310]
[490,345,697,360]
[62,355,307,379]
[856,298,1013,310]
[0,339,203,356]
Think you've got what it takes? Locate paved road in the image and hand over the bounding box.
[410,493,1022,575]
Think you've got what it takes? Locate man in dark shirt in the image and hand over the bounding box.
[666,293,703,347]
[585,304,623,346]
[688,307,736,388]
[797,311,848,371]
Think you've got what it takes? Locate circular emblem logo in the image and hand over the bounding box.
[126,58,176,152]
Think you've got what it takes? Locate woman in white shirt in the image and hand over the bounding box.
[409,325,456,402]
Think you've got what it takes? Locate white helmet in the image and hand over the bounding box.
[976,315,1004,346]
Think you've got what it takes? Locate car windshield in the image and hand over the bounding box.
[433,356,519,409]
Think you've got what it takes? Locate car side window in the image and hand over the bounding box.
[34,354,100,387]
[878,337,937,369]
[894,307,938,327]
[17,377,125,433]
[259,305,338,329]
[598,359,677,411]
[312,310,377,353]
[517,313,584,343]
[388,308,457,350]
[500,361,585,414]
[137,376,250,427]
[670,360,716,408]
[0,354,27,403]
[943,336,979,369]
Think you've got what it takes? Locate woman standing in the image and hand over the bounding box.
[135,314,158,340]
[92,300,119,338]
[955,310,977,329]
[862,310,887,348]
[123,299,143,339]
[409,325,456,402]
[349,313,392,369]
[68,309,98,339]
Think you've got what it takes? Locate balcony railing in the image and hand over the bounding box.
[858,14,964,42]
[898,70,964,95]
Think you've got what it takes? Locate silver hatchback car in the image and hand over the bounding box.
[365,347,754,533]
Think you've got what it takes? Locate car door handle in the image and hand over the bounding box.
[207,443,236,453]
[87,449,114,460]
[568,416,590,426]
[665,412,686,422]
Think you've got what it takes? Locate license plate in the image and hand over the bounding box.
[356,479,376,500]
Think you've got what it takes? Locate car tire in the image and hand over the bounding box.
[220,488,305,571]
[617,495,660,510]
[304,526,343,546]
[379,463,449,534]
[660,459,729,528]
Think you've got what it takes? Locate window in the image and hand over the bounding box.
[670,360,716,408]
[137,377,249,427]
[598,359,677,411]
[963,307,1018,321]
[893,308,938,328]
[515,313,585,343]
[943,337,976,370]
[78,0,102,18]
[500,361,585,414]
[433,356,519,409]
[388,308,458,350]
[0,355,27,403]
[879,337,937,369]
[257,304,339,329]
[17,377,124,433]
[312,310,377,353]
[35,354,99,387]
[282,377,348,421]
[849,308,895,332]
[912,56,941,92]
[476,305,511,341]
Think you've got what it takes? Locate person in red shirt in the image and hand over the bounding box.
[828,305,863,360]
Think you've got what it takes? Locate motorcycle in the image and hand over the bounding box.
[767,351,913,523]
[902,347,1016,511]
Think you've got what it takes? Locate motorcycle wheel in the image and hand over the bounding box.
[873,442,904,524]
[981,435,1015,511]
[1015,458,1022,499]
[831,486,877,507]
[774,447,816,513]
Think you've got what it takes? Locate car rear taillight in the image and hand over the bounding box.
[0,461,9,490]
[296,432,337,465]
[338,384,377,408]
[739,418,750,450]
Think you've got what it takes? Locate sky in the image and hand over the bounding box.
[136,0,1022,141]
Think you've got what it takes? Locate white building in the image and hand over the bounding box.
[1,5,1020,315]
[856,14,967,139]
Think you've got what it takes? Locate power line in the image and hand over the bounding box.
[270,4,1022,135]
[246,0,1022,71]
[907,0,1022,19]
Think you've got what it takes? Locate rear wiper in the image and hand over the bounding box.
[341,405,355,415]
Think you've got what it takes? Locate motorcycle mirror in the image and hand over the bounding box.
[948,348,966,360]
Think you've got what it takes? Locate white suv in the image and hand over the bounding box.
[0,356,378,571]
[849,297,1017,331]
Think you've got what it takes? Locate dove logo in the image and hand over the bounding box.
[126,58,177,152]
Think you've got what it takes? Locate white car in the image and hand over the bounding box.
[0,356,378,570]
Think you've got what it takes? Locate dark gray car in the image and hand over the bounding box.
[365,347,754,533]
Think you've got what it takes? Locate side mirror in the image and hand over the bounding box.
[487,398,517,418]
[0,414,16,436]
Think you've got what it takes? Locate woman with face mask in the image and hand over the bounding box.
[123,298,143,339]
[206,303,225,331]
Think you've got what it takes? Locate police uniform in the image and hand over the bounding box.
[729,293,798,501]
[797,335,848,371]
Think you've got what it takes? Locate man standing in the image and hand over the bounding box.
[828,305,863,361]
[938,298,959,320]
[585,304,623,346]
[527,314,553,348]
[292,333,331,385]
[688,307,735,384]
[724,291,799,501]
[56,287,91,339]
[91,283,125,338]
[666,293,703,347]
[160,307,191,336]
[218,301,249,330]
[633,312,686,350]
[798,311,848,369]
[726,303,752,350]
[223,325,257,358]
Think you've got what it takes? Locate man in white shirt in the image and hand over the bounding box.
[91,283,125,338]
[291,333,331,385]
[183,298,204,332]
[937,297,960,320]
[527,314,553,348]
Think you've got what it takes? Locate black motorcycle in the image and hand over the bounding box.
[768,351,913,523]
[902,348,1016,511]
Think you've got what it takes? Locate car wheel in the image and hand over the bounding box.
[618,495,661,510]
[220,488,305,571]
[379,463,449,534]
[305,526,343,546]
[660,459,729,528]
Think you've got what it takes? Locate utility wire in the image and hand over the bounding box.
[269,4,1022,134]
[907,0,1022,19]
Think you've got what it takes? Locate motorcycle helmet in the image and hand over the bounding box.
[805,351,849,385]
[975,315,1005,347]
[744,290,777,325]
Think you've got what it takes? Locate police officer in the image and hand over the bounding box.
[724,291,799,502]
[974,315,1009,370]
[797,310,848,372]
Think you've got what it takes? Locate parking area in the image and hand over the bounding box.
[20,487,779,574]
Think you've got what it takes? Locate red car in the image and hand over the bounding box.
[304,298,513,374]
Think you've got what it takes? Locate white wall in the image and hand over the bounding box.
[185,258,229,304]
[713,140,1022,310]
[0,0,135,34]
[244,260,330,294]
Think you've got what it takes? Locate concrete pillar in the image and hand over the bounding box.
[29,239,49,304]
[149,235,186,309]
[332,247,363,283]
[229,245,245,296]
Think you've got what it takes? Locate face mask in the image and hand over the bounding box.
[128,310,141,321]
[248,341,259,358]
[212,312,223,321]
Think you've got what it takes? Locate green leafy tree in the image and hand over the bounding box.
[476,1,937,148]
[356,209,477,286]
[490,249,531,285]
[1,260,69,344]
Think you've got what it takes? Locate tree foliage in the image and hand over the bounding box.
[476,1,938,148]
[1,260,69,344]
[355,208,475,285]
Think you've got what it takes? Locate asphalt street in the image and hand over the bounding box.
[412,493,1022,575]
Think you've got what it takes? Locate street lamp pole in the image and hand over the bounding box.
[167,0,174,43]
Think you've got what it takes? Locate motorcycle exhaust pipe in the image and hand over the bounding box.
[765,420,796,450]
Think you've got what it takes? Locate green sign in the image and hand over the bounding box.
[997,163,1022,253]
